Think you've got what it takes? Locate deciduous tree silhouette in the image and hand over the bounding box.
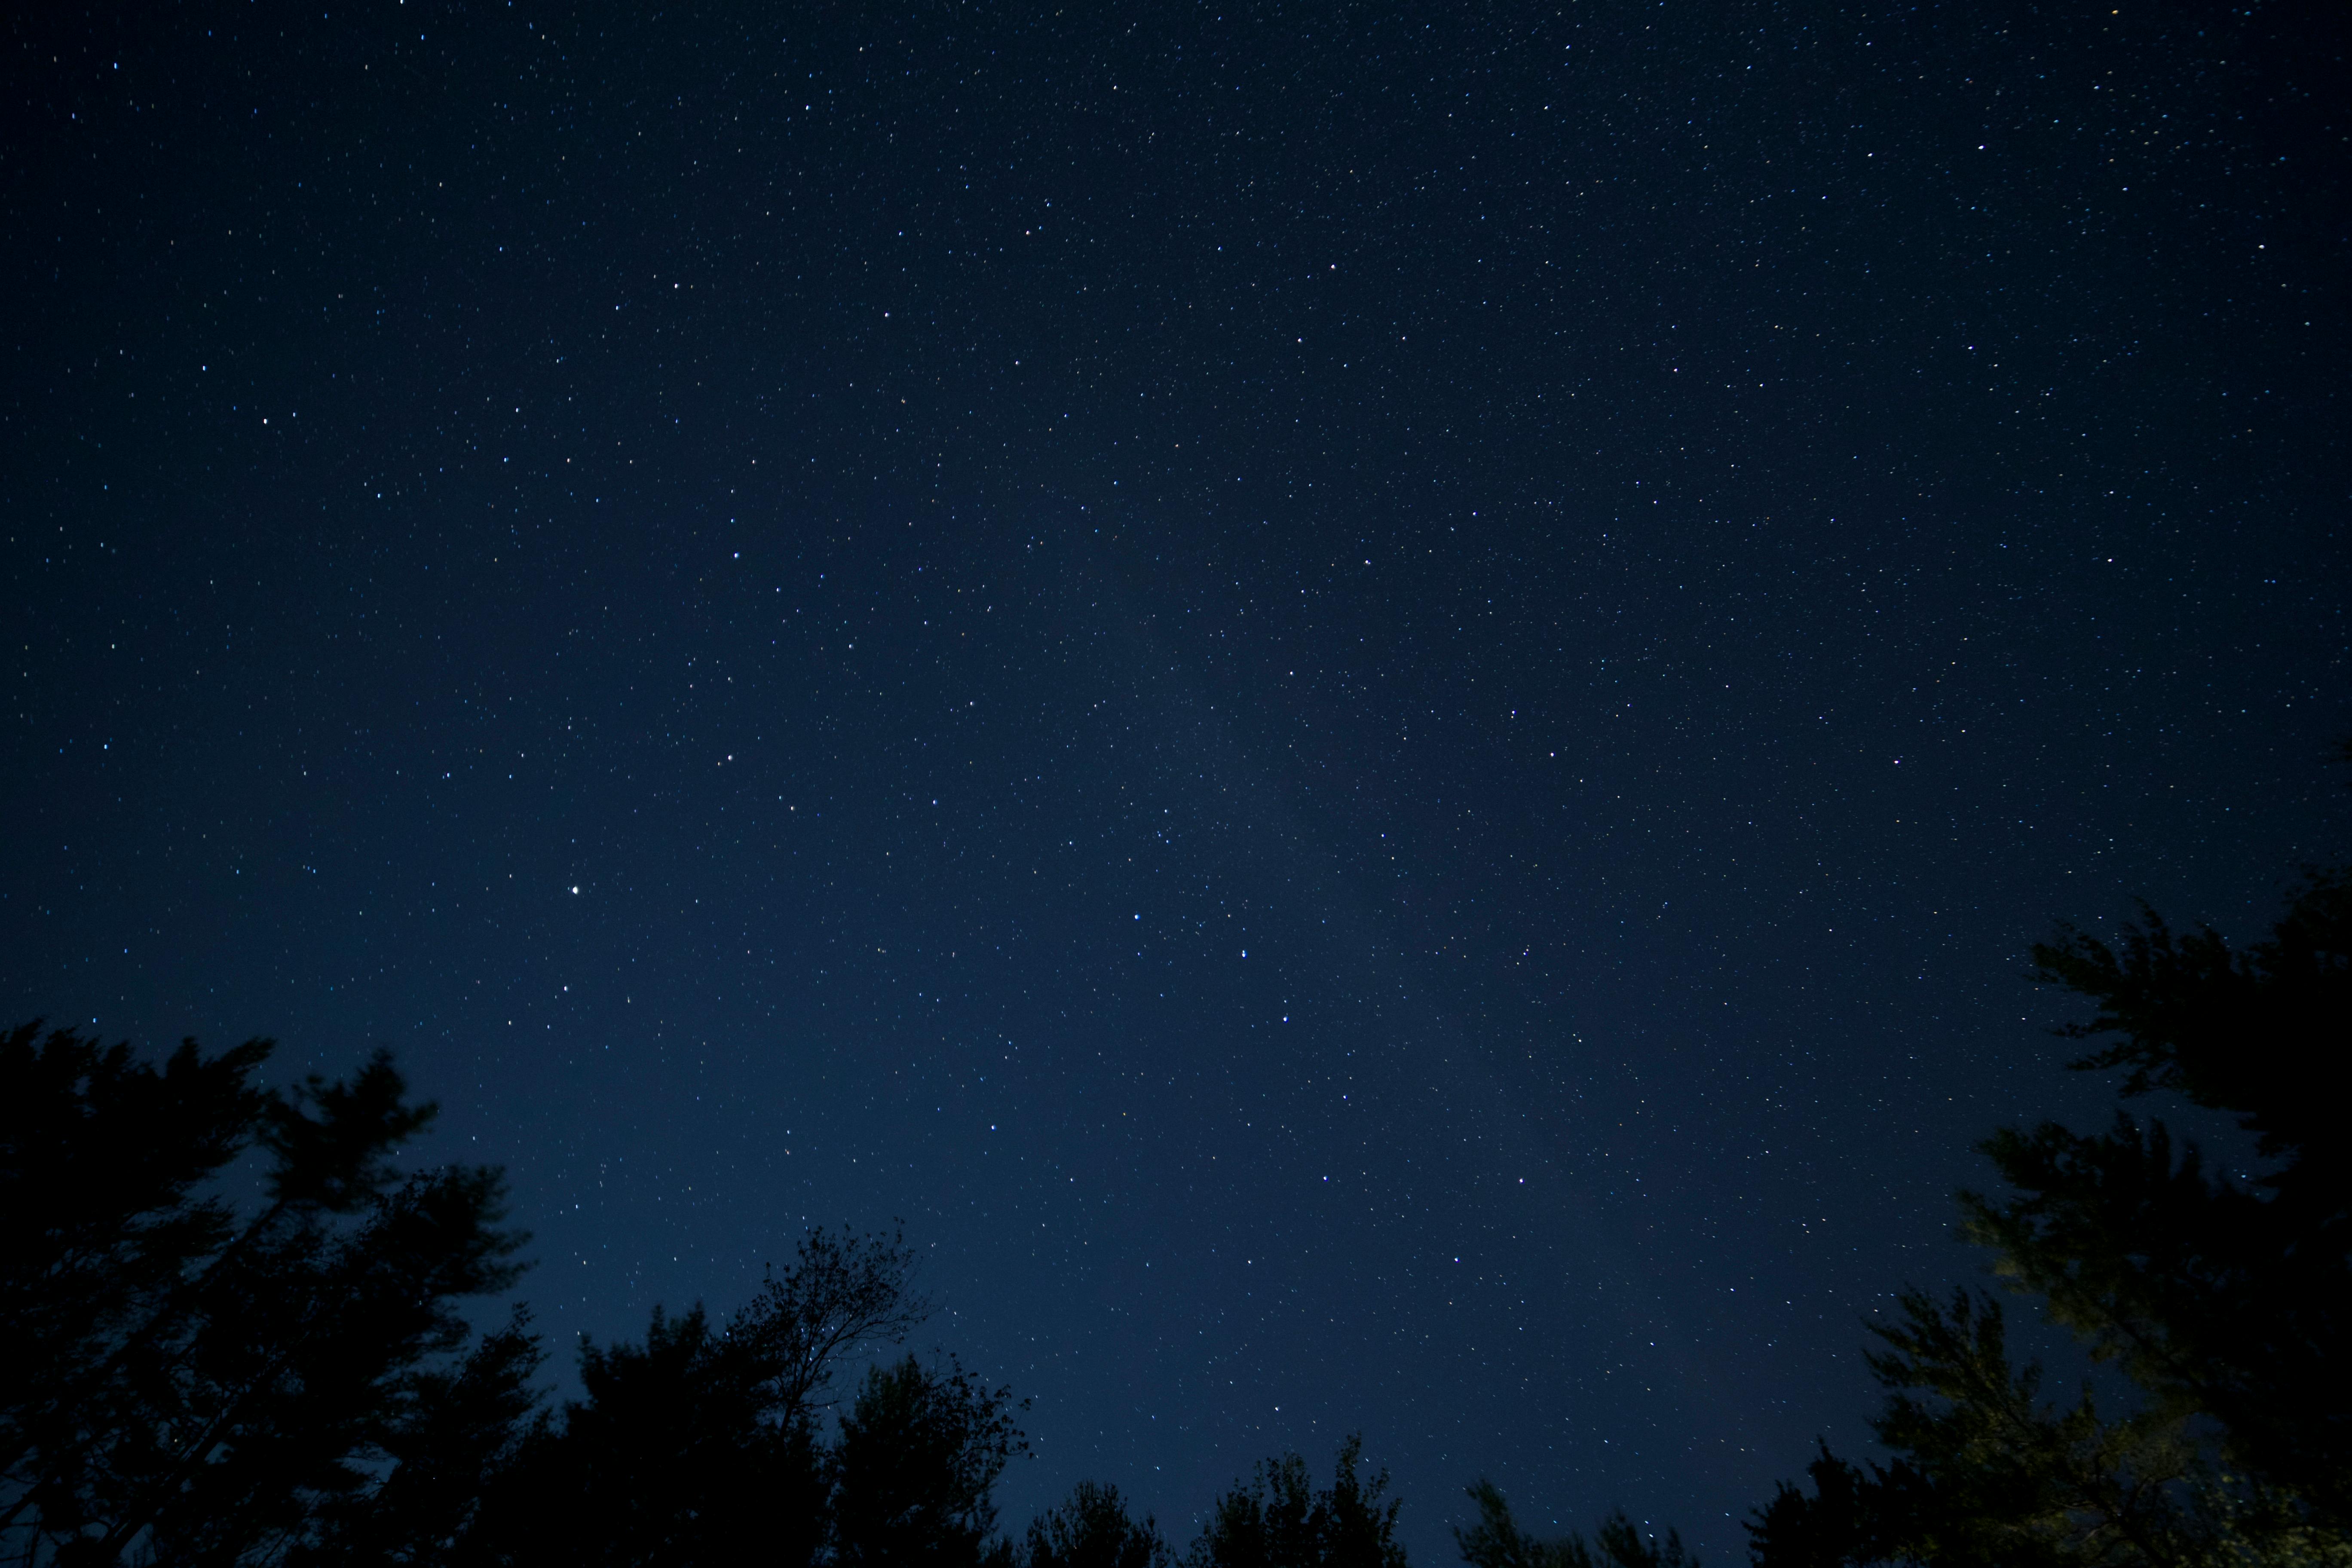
[1185,1439,1406,1568]
[1020,1480,1172,1568]
[829,1354,1028,1568]
[1455,1481,1696,1568]
[463,1302,824,1568]
[459,1225,937,1568]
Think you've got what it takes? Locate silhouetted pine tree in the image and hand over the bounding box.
[290,1308,545,1567]
[0,1026,527,1567]
[1749,851,2352,1566]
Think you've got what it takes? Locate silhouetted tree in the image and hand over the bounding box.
[1186,1438,1406,1568]
[1741,1448,1919,1568]
[1021,1481,1172,1568]
[1749,855,2352,1566]
[292,1308,546,1567]
[1980,867,2350,1519]
[462,1226,931,1568]
[3,1025,273,1545]
[1455,1481,1697,1568]
[830,1354,1028,1568]
[464,1304,822,1567]
[1746,1289,2213,1568]
[0,1024,527,1566]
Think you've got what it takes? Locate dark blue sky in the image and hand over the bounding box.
[4,0,2345,1559]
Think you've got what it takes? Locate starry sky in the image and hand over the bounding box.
[4,0,2346,1559]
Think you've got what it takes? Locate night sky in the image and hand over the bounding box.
[5,0,2347,1559]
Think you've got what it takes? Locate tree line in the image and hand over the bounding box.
[4,834,2343,1565]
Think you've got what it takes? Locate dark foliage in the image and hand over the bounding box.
[1455,1480,1696,1568]
[1983,869,2352,1520]
[2,1038,1022,1568]
[0,1025,527,1568]
[2,1024,273,1537]
[1746,1448,1921,1568]
[1021,1481,1172,1568]
[464,1304,824,1568]
[735,1228,937,1418]
[830,1355,1028,1568]
[2028,871,2348,1179]
[1748,851,2352,1566]
[461,1226,931,1568]
[1186,1438,1406,1568]
[1747,1290,2202,1568]
[292,1309,545,1567]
